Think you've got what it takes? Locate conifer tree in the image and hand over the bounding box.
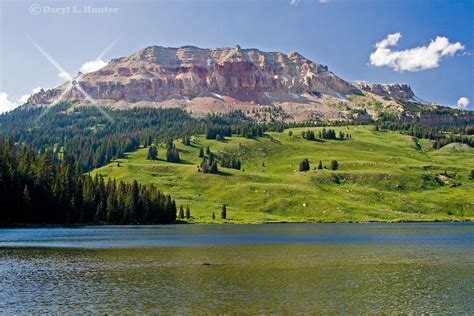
[182,136,191,146]
[210,161,219,174]
[166,147,180,163]
[221,204,227,219]
[179,205,184,219]
[299,159,310,172]
[317,160,323,170]
[147,145,158,160]
[185,206,190,219]
[22,185,31,219]
[330,160,339,171]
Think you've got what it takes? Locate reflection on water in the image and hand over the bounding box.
[1,223,473,314]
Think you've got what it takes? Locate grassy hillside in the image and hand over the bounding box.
[91,125,474,223]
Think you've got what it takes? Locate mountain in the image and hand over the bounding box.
[27,45,472,124]
[354,81,421,102]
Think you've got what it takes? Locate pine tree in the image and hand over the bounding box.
[210,161,219,174]
[212,212,216,220]
[221,204,227,219]
[22,185,31,220]
[305,130,315,140]
[317,160,323,170]
[185,206,190,219]
[179,205,184,219]
[199,147,204,158]
[330,160,339,171]
[166,147,180,163]
[147,145,158,160]
[182,136,191,146]
[299,159,310,172]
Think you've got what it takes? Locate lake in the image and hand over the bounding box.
[1,223,473,314]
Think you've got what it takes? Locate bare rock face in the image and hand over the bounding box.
[416,111,474,125]
[354,81,416,101]
[28,45,360,105]
[26,45,471,124]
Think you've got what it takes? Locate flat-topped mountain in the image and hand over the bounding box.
[27,45,471,124]
[29,45,358,105]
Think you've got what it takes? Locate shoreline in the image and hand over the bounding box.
[1,218,472,228]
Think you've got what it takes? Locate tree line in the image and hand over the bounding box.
[301,128,351,141]
[0,137,177,226]
[375,118,474,149]
[0,106,292,174]
[299,159,338,172]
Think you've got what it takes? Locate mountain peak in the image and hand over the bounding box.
[28,44,359,109]
[354,81,417,101]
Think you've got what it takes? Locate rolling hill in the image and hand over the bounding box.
[91,125,474,223]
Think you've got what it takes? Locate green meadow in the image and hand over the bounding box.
[91,125,474,223]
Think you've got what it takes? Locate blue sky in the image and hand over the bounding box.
[0,0,472,112]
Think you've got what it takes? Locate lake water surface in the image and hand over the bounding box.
[1,223,473,314]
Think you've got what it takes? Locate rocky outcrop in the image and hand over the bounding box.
[415,111,474,125]
[354,81,416,101]
[28,45,360,105]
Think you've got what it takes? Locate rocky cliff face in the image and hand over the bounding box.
[28,45,360,106]
[415,111,474,125]
[27,45,472,124]
[354,81,416,101]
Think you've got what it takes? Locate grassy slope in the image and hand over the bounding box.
[91,126,474,223]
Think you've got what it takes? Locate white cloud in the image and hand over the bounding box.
[456,97,470,109]
[0,87,44,113]
[18,94,31,104]
[18,87,43,105]
[0,92,17,113]
[56,59,107,81]
[58,71,70,81]
[80,59,108,74]
[32,87,42,94]
[290,0,327,5]
[369,33,465,72]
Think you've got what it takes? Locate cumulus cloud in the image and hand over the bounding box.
[58,71,70,81]
[32,87,42,94]
[56,59,107,81]
[18,87,43,105]
[18,94,31,104]
[456,97,470,109]
[0,87,43,113]
[290,0,328,5]
[0,92,17,113]
[369,33,465,72]
[80,59,108,74]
